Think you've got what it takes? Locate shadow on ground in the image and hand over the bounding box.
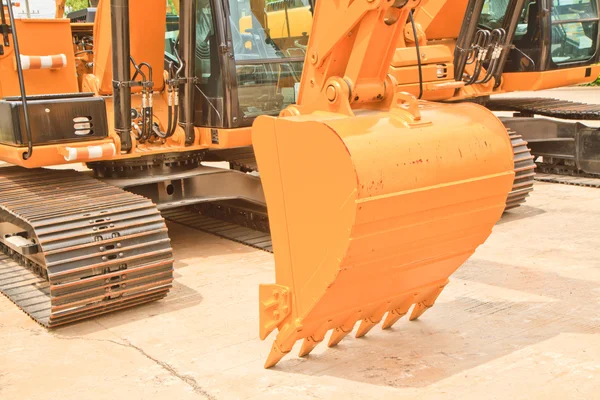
[498,204,546,225]
[53,280,203,336]
[264,259,599,389]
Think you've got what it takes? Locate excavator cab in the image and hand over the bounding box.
[454,0,600,90]
[163,0,310,129]
[473,0,600,177]
[502,0,600,73]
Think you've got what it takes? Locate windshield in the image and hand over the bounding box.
[480,0,511,29]
[550,0,599,63]
[228,0,311,117]
[479,0,599,67]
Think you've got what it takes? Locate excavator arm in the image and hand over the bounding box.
[252,0,516,368]
[296,0,409,112]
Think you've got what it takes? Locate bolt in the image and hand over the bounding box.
[118,252,124,258]
[102,256,107,261]
[326,85,337,102]
[121,274,127,280]
[310,51,318,64]
[117,243,122,248]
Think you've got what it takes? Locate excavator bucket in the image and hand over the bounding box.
[252,102,515,368]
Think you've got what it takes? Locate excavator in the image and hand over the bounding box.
[391,0,600,189]
[0,0,584,368]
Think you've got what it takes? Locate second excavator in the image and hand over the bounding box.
[0,0,514,368]
[392,0,600,189]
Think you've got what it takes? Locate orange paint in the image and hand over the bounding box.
[252,0,514,368]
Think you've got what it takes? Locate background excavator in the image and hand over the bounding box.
[392,0,600,191]
[0,0,576,368]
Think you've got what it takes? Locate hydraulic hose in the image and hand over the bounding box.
[408,10,423,99]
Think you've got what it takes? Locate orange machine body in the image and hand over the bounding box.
[0,0,252,168]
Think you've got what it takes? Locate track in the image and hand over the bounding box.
[490,97,600,188]
[0,167,174,327]
[162,204,273,252]
[488,97,600,120]
[534,173,600,188]
[505,130,536,210]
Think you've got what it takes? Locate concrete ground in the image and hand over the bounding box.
[1,89,600,399]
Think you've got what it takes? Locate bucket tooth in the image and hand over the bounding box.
[298,325,329,357]
[298,336,321,357]
[264,341,289,369]
[253,101,515,366]
[382,309,407,330]
[356,306,388,338]
[328,319,357,347]
[264,322,303,368]
[355,319,378,338]
[409,283,448,321]
[381,296,414,329]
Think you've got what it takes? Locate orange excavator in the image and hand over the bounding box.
[0,0,514,368]
[393,0,600,189]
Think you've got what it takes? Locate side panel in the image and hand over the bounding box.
[424,0,470,40]
[501,65,600,91]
